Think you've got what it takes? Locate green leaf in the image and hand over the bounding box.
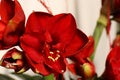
[0,74,15,80]
[32,76,44,80]
[12,73,43,80]
[44,74,54,80]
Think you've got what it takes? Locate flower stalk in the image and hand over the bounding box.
[90,14,108,60]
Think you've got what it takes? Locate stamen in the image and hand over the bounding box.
[12,63,18,66]
[56,50,60,53]
[49,51,54,54]
[55,54,60,61]
[61,70,64,73]
[6,63,13,68]
[48,54,60,62]
[48,56,55,62]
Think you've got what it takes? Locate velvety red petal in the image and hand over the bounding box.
[63,29,88,57]
[70,36,94,63]
[25,52,51,75]
[101,46,120,80]
[107,46,120,64]
[25,12,52,34]
[10,0,25,24]
[45,56,66,74]
[0,21,6,40]
[47,13,77,45]
[0,0,14,23]
[67,63,77,75]
[20,43,44,64]
[25,12,77,45]
[2,0,25,49]
[20,33,43,51]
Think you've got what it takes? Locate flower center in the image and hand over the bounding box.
[43,43,61,62]
[48,50,60,62]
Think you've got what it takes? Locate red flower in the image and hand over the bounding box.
[67,59,95,80]
[20,12,88,75]
[101,35,120,80]
[68,37,95,80]
[0,48,29,73]
[110,0,120,22]
[70,36,94,64]
[0,0,25,49]
[101,0,120,34]
[102,0,120,22]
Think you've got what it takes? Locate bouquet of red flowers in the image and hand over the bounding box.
[0,0,120,80]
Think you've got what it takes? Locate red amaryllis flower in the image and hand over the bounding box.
[101,0,120,34]
[20,12,88,75]
[67,59,95,80]
[68,37,95,80]
[0,48,29,73]
[102,0,120,21]
[0,0,25,49]
[111,0,120,22]
[101,46,120,80]
[101,35,120,80]
[70,36,94,64]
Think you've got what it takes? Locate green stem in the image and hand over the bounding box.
[90,23,104,60]
[44,74,54,80]
[90,14,108,60]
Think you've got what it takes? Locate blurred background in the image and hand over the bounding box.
[0,0,117,79]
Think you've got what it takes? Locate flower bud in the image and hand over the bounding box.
[82,62,95,79]
[0,48,29,73]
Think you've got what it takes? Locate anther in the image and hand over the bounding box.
[56,50,60,53]
[48,56,55,62]
[61,70,64,73]
[49,51,54,54]
[55,54,60,61]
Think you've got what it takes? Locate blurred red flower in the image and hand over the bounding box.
[101,35,120,80]
[101,0,120,34]
[68,37,95,80]
[102,0,120,22]
[20,12,88,76]
[0,0,25,49]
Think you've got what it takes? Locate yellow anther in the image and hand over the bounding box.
[48,54,60,62]
[55,54,60,61]
[49,51,54,54]
[56,50,60,53]
[48,56,55,62]
[61,70,64,73]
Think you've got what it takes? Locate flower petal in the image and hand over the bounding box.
[101,46,120,80]
[47,13,77,45]
[25,12,52,33]
[20,43,44,64]
[24,52,51,75]
[20,33,42,51]
[0,21,6,40]
[25,12,77,45]
[70,36,94,63]
[0,0,14,23]
[2,0,25,49]
[45,55,66,74]
[63,29,88,57]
